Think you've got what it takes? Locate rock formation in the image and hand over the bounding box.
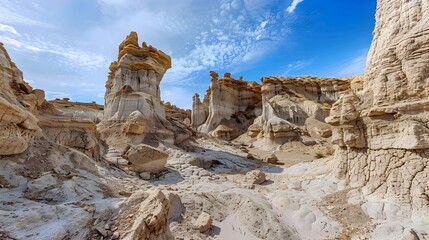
[0,43,42,155]
[98,31,173,148]
[164,102,191,123]
[97,32,173,150]
[327,0,429,223]
[191,93,208,127]
[249,76,349,148]
[104,31,171,121]
[192,72,262,140]
[0,43,102,159]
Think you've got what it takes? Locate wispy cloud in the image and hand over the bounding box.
[0,23,18,35]
[0,31,109,70]
[0,0,302,108]
[337,50,368,77]
[45,91,71,100]
[282,59,314,76]
[0,0,52,27]
[161,0,291,84]
[286,0,304,14]
[162,86,195,109]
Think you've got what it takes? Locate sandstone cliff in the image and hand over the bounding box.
[0,43,42,155]
[249,76,350,148]
[192,72,262,140]
[327,0,429,223]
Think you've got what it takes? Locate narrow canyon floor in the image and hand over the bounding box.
[1,137,426,240]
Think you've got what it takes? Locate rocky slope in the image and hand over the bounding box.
[0,35,181,240]
[327,0,429,225]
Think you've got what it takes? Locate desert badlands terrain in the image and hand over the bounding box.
[0,0,429,239]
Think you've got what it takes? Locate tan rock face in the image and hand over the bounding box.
[0,43,42,156]
[164,102,191,122]
[194,212,213,233]
[104,31,171,122]
[328,0,429,223]
[191,93,207,127]
[250,76,349,147]
[98,32,175,151]
[245,170,266,185]
[192,72,262,140]
[39,117,100,159]
[36,99,104,159]
[118,189,172,240]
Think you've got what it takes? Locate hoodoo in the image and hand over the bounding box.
[98,32,173,142]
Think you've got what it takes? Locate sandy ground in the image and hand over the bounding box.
[1,137,428,239]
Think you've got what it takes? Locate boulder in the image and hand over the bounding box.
[245,170,266,185]
[264,153,279,164]
[194,212,213,233]
[123,144,169,173]
[139,172,151,180]
[188,157,213,169]
[118,189,172,240]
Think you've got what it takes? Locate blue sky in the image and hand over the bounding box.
[0,0,376,109]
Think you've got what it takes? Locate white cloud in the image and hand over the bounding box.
[158,0,290,84]
[282,59,314,76]
[0,0,52,27]
[161,86,196,109]
[0,23,18,35]
[45,91,71,100]
[286,0,304,14]
[0,36,22,47]
[0,0,299,109]
[337,51,368,77]
[0,33,108,70]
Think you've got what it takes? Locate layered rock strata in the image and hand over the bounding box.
[249,76,349,147]
[98,32,173,145]
[327,0,429,223]
[164,102,191,123]
[103,31,171,122]
[34,99,104,159]
[192,72,262,140]
[0,43,42,155]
